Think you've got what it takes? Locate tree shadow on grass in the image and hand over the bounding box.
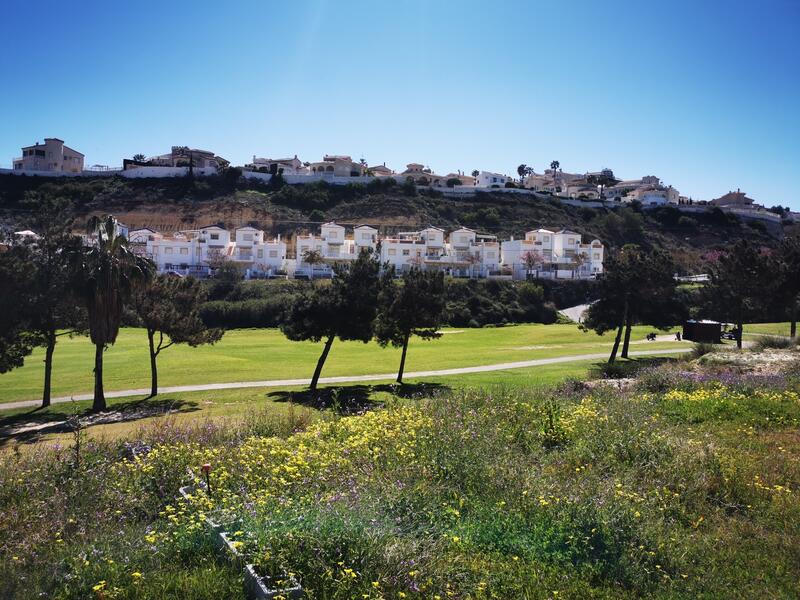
[0,397,200,448]
[267,382,451,414]
[588,356,681,380]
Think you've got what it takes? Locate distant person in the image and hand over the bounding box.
[675,332,681,341]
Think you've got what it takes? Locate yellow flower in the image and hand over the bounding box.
[92,581,107,592]
[131,572,143,578]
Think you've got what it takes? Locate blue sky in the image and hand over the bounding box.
[1,0,798,208]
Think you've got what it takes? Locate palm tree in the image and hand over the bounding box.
[550,160,560,192]
[517,164,533,186]
[302,249,325,280]
[572,252,587,279]
[75,216,153,411]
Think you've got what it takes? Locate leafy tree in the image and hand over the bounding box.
[704,241,776,348]
[375,268,445,383]
[22,196,87,407]
[471,170,479,178]
[446,178,462,188]
[73,216,153,410]
[0,241,38,374]
[132,153,146,162]
[776,235,800,338]
[281,249,381,391]
[132,275,223,397]
[582,246,681,362]
[522,250,544,279]
[586,170,618,199]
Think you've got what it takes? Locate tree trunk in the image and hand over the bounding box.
[620,318,633,359]
[609,323,624,363]
[310,335,334,391]
[93,343,106,411]
[609,300,629,363]
[147,329,158,397]
[397,331,411,384]
[736,320,743,349]
[42,333,56,408]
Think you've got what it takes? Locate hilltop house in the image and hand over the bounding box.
[710,189,757,207]
[399,163,449,186]
[476,171,511,188]
[13,138,84,172]
[245,155,307,175]
[501,229,604,279]
[307,155,364,177]
[128,146,229,171]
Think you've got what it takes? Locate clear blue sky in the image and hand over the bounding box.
[1,0,798,208]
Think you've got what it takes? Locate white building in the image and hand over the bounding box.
[245,155,307,175]
[476,171,511,188]
[501,229,603,279]
[129,224,285,277]
[13,138,84,172]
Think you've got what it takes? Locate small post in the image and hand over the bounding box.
[201,463,212,496]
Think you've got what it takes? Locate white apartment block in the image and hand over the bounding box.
[129,225,285,278]
[292,223,504,278]
[501,228,604,280]
[13,138,84,172]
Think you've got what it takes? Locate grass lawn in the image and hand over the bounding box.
[0,324,687,404]
[0,357,656,447]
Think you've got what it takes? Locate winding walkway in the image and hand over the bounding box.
[1,347,691,411]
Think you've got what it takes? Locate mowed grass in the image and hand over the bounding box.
[0,324,687,403]
[0,358,636,447]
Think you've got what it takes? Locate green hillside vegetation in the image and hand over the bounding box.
[0,174,786,272]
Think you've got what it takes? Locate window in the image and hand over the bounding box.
[361,233,371,240]
[242,233,253,241]
[180,248,188,255]
[568,238,575,244]
[257,249,263,258]
[459,235,469,243]
[165,247,173,255]
[543,235,550,242]
[269,250,277,258]
[210,233,219,240]
[328,231,338,239]
[402,249,410,256]
[388,248,396,256]
[487,251,495,258]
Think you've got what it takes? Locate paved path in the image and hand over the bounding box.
[1,347,692,411]
[559,303,592,323]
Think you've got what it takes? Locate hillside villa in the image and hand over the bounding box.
[13,138,84,173]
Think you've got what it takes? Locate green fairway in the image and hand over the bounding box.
[0,324,687,403]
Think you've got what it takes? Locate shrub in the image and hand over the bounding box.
[690,342,717,359]
[752,335,797,351]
